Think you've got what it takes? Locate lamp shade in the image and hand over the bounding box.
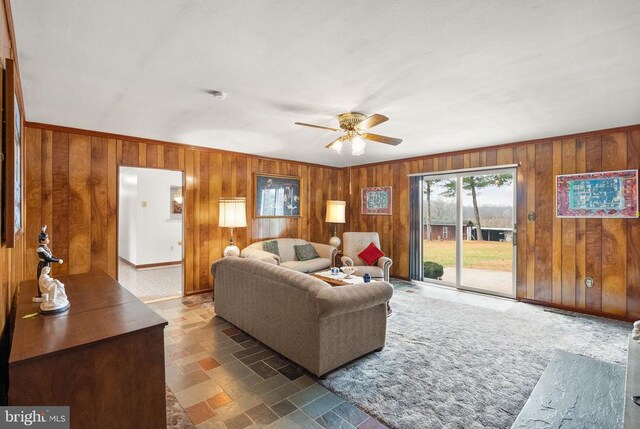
[219,198,247,228]
[325,200,346,223]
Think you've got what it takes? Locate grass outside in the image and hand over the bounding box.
[423,240,512,272]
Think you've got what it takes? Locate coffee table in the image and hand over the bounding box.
[312,271,392,315]
[312,270,364,286]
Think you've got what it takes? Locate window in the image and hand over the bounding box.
[442,226,448,239]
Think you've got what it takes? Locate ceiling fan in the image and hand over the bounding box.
[295,112,402,156]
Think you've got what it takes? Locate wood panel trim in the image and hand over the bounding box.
[25,121,342,170]
[519,298,637,323]
[351,123,640,169]
[185,288,213,296]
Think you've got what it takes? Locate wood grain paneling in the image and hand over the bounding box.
[346,125,640,320]
[20,121,640,319]
[68,134,91,275]
[24,125,343,295]
[90,137,109,273]
[584,137,602,311]
[601,133,627,315]
[560,140,576,307]
[1,0,25,405]
[628,131,640,319]
[534,143,553,302]
[51,131,70,277]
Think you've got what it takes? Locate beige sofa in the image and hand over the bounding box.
[241,238,337,273]
[211,257,393,376]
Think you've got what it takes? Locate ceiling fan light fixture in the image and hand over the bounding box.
[330,139,343,154]
[351,135,366,156]
[295,111,401,156]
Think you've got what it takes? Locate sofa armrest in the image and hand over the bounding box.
[241,248,280,264]
[315,281,393,317]
[310,242,337,261]
[341,256,354,267]
[377,256,393,281]
[377,256,392,269]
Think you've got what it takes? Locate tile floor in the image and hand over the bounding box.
[149,294,389,429]
[118,260,183,302]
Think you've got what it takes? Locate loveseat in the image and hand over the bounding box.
[241,238,336,273]
[211,257,393,376]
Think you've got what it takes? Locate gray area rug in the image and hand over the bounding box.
[320,285,631,429]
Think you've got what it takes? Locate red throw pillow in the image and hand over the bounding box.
[358,242,384,266]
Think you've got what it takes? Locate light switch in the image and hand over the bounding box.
[141,201,147,207]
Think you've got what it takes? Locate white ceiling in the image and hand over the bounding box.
[11,0,640,167]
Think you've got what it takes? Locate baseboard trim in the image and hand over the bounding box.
[519,298,637,323]
[185,288,213,296]
[119,257,182,270]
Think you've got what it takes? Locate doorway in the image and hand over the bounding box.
[422,167,516,298]
[118,167,184,302]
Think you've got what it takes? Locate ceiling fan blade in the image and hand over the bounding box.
[356,114,388,130]
[294,122,340,132]
[362,133,402,146]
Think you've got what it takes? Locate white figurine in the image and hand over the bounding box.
[38,266,70,313]
[633,321,640,341]
[34,225,63,303]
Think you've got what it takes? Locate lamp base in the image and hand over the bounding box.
[223,245,241,257]
[329,236,341,248]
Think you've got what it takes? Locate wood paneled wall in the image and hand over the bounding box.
[23,125,345,294]
[1,0,25,406]
[20,123,640,320]
[0,236,23,404]
[346,126,640,320]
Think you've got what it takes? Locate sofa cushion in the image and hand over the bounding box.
[281,258,331,273]
[274,238,307,262]
[262,240,281,258]
[294,243,320,261]
[358,242,384,266]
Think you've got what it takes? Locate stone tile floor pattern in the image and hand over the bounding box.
[149,294,389,429]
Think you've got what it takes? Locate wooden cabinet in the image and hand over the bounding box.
[9,271,168,429]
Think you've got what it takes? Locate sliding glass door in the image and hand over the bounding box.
[423,175,458,285]
[421,167,516,298]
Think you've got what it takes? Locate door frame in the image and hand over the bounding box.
[418,165,518,299]
[116,165,186,299]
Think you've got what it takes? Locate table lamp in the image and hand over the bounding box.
[219,197,247,257]
[325,200,346,248]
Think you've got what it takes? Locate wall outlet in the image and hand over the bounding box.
[585,276,595,288]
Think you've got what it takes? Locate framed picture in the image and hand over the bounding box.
[170,185,183,220]
[3,59,23,247]
[556,169,638,218]
[361,186,392,215]
[255,173,302,218]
